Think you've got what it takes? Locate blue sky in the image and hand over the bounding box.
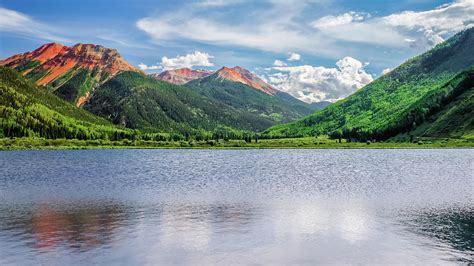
[1,0,473,102]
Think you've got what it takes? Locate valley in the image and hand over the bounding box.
[1,28,473,149]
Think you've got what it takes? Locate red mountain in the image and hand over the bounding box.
[1,43,142,106]
[152,66,277,95]
[215,66,276,95]
[150,68,213,85]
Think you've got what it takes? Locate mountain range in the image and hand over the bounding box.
[1,42,321,134]
[185,68,317,123]
[150,66,276,96]
[150,68,212,85]
[1,28,473,142]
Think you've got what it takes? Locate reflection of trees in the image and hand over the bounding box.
[403,208,474,263]
[29,203,128,251]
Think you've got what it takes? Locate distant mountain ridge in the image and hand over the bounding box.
[151,66,277,95]
[0,43,142,106]
[186,69,319,123]
[150,68,213,85]
[215,66,277,95]
[1,43,320,134]
[84,71,276,132]
[150,66,322,123]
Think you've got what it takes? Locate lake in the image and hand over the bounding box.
[0,149,472,265]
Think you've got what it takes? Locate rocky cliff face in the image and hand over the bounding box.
[1,43,142,106]
[150,68,213,85]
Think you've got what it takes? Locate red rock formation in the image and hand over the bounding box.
[151,68,213,85]
[216,66,276,95]
[1,43,69,67]
[1,43,142,106]
[1,42,142,86]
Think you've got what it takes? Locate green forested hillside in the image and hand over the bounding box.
[0,67,133,140]
[392,69,474,140]
[85,71,275,133]
[186,74,317,123]
[265,28,474,141]
[50,68,108,103]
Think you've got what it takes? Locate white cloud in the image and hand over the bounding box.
[382,68,391,75]
[0,7,69,42]
[311,15,409,48]
[273,59,287,67]
[311,0,474,49]
[137,0,473,59]
[268,57,373,103]
[195,0,245,7]
[135,0,473,69]
[139,51,215,71]
[160,51,214,70]
[138,63,162,71]
[384,0,474,34]
[311,12,369,28]
[136,1,338,57]
[287,52,301,61]
[383,0,474,47]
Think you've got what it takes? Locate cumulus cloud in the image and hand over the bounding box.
[138,51,214,71]
[0,7,69,42]
[138,63,162,71]
[382,68,391,75]
[383,0,474,47]
[287,52,301,61]
[268,57,373,103]
[160,51,214,70]
[273,59,287,67]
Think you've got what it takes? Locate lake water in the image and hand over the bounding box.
[0,149,473,265]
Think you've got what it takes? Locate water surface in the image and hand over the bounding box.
[0,149,473,264]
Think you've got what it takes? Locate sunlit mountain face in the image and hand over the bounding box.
[0,43,142,106]
[150,68,213,85]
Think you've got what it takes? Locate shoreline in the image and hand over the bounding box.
[1,137,473,150]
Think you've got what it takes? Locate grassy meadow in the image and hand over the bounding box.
[1,136,472,150]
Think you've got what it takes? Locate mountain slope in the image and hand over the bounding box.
[186,67,317,123]
[150,68,212,85]
[392,68,474,140]
[84,71,275,132]
[265,28,474,140]
[0,43,142,107]
[0,67,132,140]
